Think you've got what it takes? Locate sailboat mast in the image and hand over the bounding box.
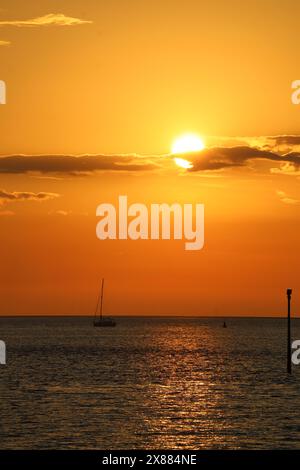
[100,278,105,320]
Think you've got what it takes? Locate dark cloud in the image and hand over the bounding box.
[271,135,300,146]
[0,154,158,175]
[1,145,300,175]
[188,146,300,172]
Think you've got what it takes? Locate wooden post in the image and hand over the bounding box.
[287,288,292,374]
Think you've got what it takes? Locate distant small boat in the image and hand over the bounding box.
[223,321,227,328]
[93,279,116,327]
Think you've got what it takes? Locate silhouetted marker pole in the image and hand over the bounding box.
[287,288,292,374]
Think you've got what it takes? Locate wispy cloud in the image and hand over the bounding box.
[0,189,60,206]
[0,210,14,216]
[271,162,300,176]
[0,13,92,28]
[48,209,70,216]
[276,190,299,205]
[48,209,88,216]
[0,40,10,45]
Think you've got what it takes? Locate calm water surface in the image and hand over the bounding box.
[1,316,300,449]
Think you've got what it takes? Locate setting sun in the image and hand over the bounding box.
[171,134,205,155]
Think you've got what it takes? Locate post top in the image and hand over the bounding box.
[287,288,292,296]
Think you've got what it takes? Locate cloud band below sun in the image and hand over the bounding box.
[0,140,300,176]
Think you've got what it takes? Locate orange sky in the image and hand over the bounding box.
[0,1,299,316]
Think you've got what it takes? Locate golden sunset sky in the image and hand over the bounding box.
[0,0,299,315]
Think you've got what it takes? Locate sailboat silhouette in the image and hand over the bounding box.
[93,279,116,327]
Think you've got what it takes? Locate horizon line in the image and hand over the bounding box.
[0,314,298,319]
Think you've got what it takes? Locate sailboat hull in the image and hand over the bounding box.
[94,319,116,327]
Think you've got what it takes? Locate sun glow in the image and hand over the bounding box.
[172,134,205,155]
[172,134,204,169]
[174,157,193,169]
